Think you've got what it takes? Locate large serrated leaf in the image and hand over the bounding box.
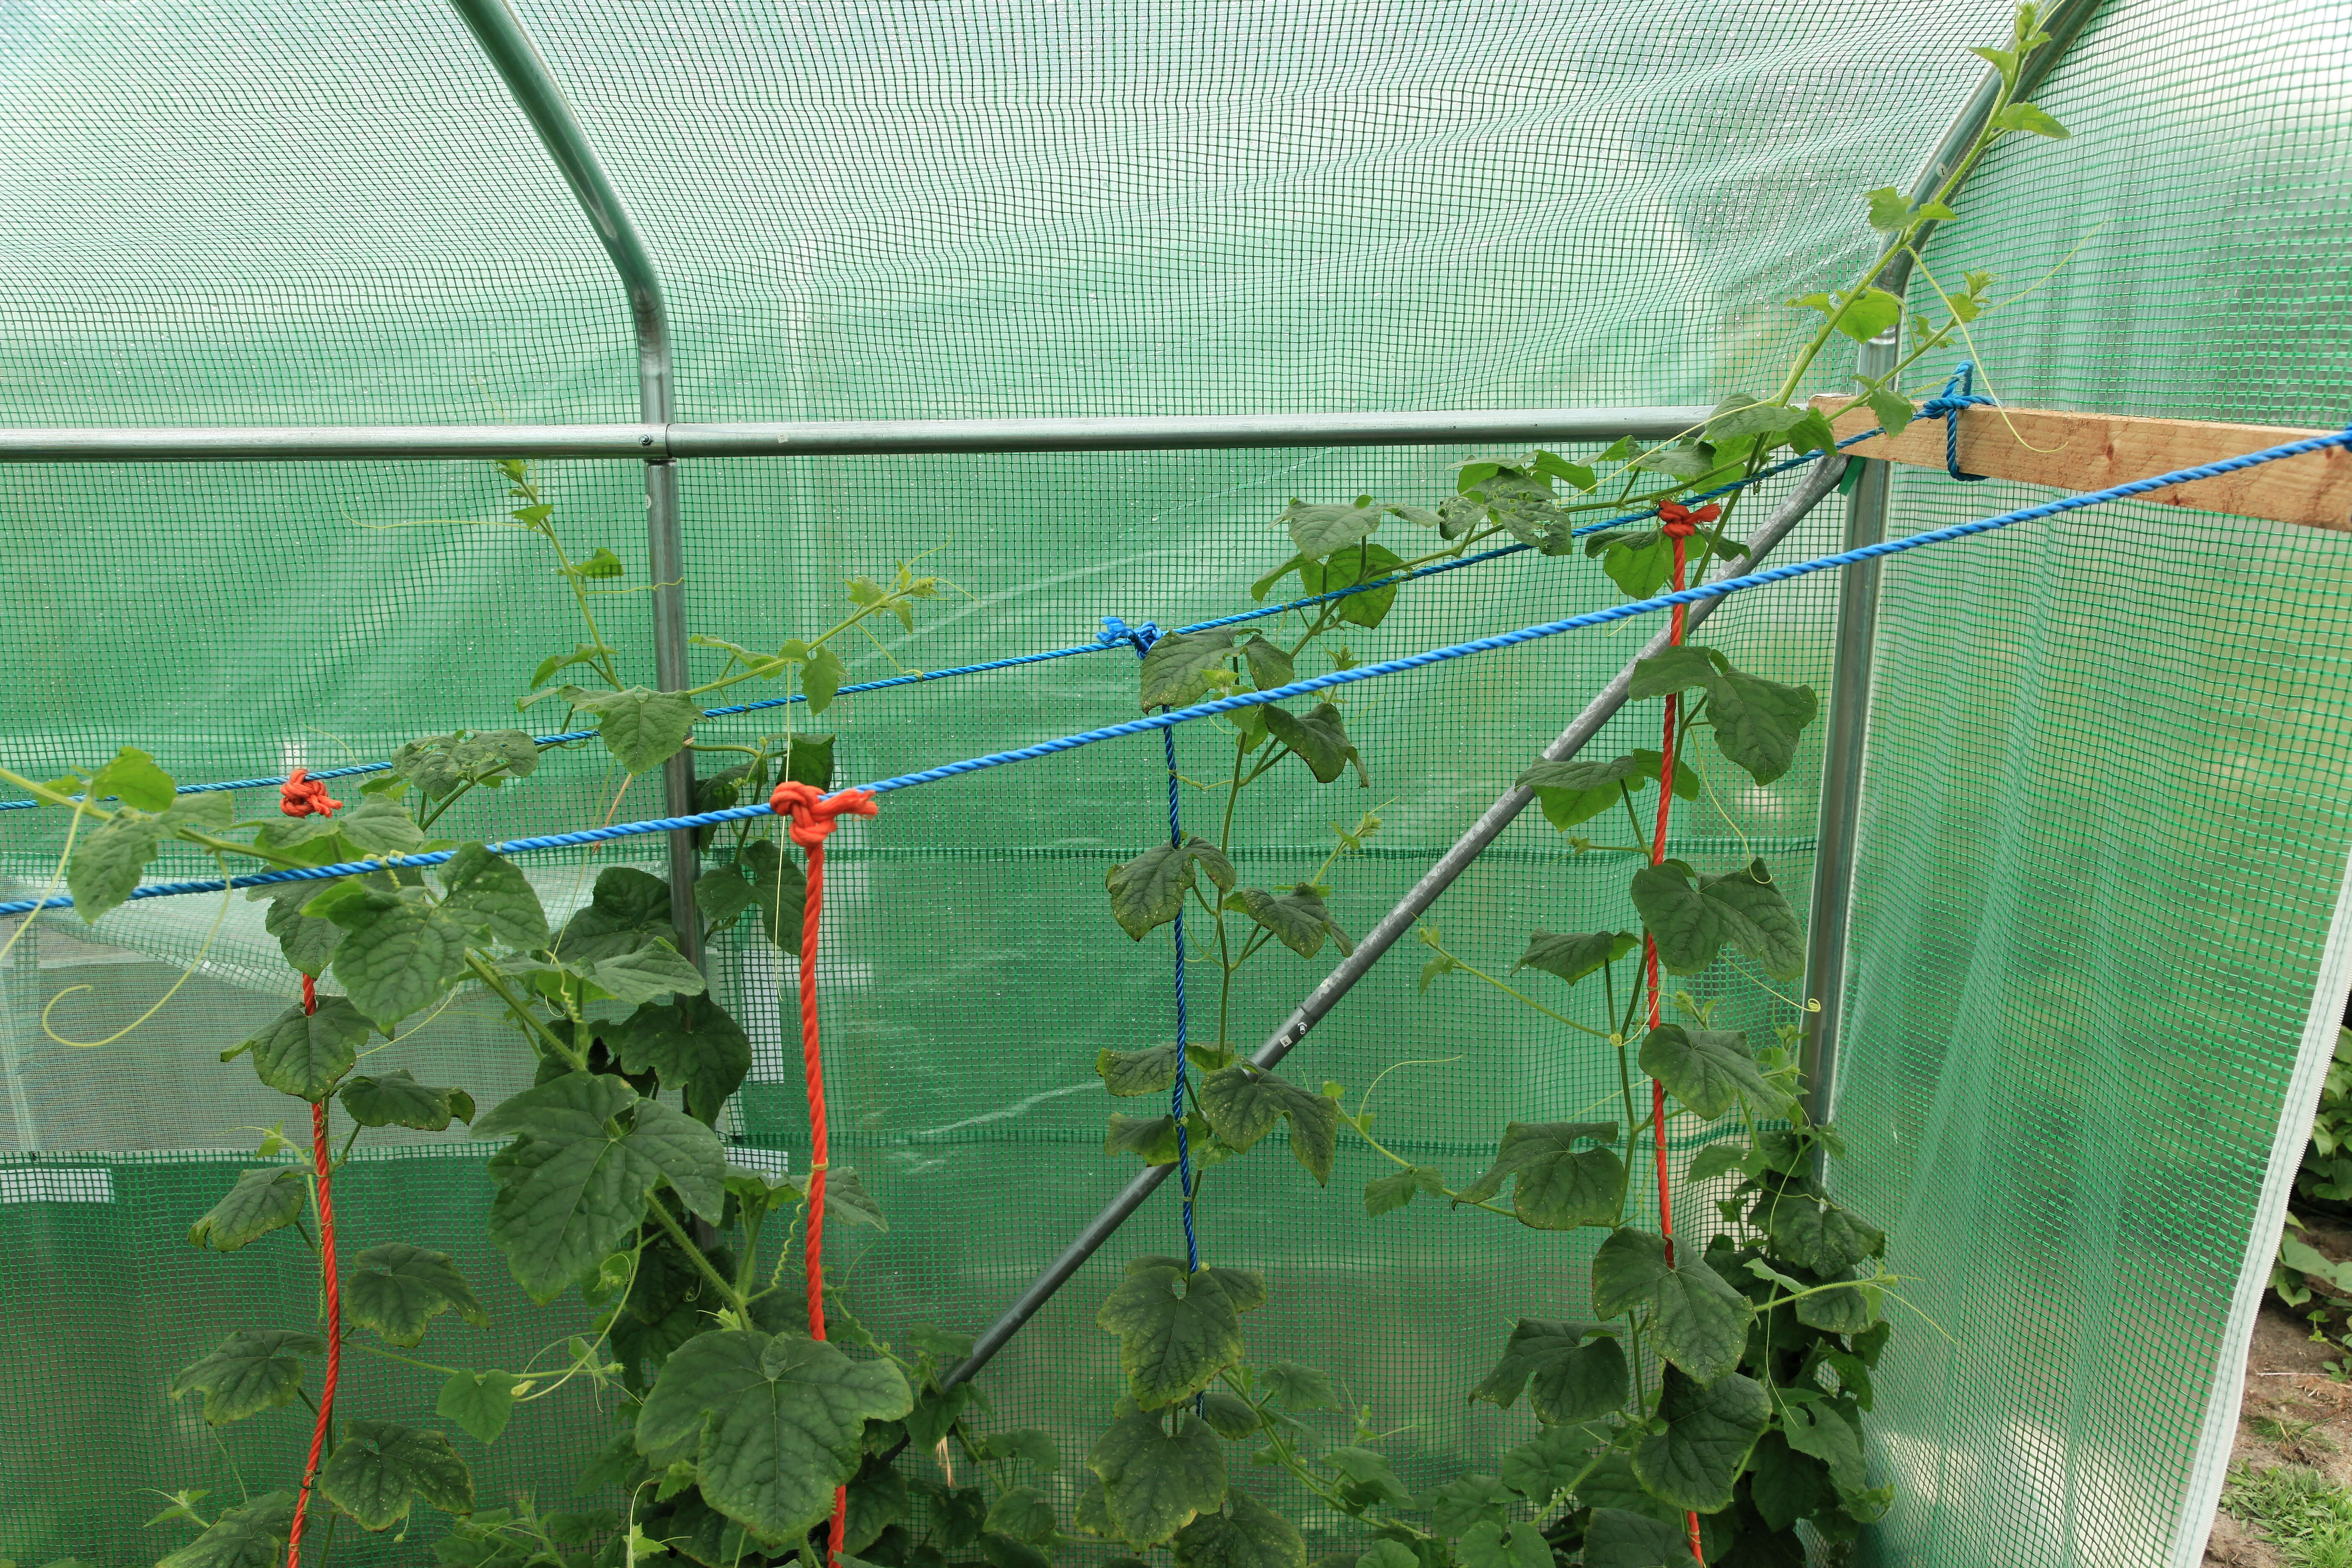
[1581,1508,1683,1568]
[1096,1255,1266,1408]
[1696,860,1807,980]
[1468,1319,1627,1424]
[1261,704,1365,787]
[171,1330,322,1425]
[439,843,549,949]
[325,890,476,1029]
[566,686,699,774]
[187,1167,307,1251]
[1280,501,1381,560]
[1171,1490,1305,1568]
[1513,930,1635,986]
[1630,1368,1769,1511]
[336,797,426,855]
[1706,669,1816,785]
[339,1069,474,1131]
[1457,1122,1622,1229]
[472,1073,726,1301]
[634,1330,913,1541]
[588,939,708,1005]
[155,1492,297,1568]
[320,1418,476,1530]
[1232,886,1353,960]
[554,866,678,964]
[1107,838,1225,941]
[1087,1399,1227,1547]
[609,997,751,1123]
[242,996,371,1101]
[1639,1025,1782,1122]
[1590,1228,1755,1383]
[1197,1068,1338,1184]
[1098,1044,1181,1098]
[345,1243,490,1346]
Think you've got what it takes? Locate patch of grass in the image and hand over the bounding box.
[2226,1465,2352,1568]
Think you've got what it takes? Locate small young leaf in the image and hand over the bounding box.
[345,1243,490,1347]
[803,647,848,715]
[1363,1165,1443,1217]
[1865,387,1916,437]
[1992,101,2069,138]
[437,1369,521,1445]
[67,809,162,922]
[564,686,699,775]
[1138,631,1238,710]
[1232,886,1354,960]
[1863,187,1912,232]
[1261,704,1366,787]
[1098,1044,1181,1098]
[1261,1362,1338,1411]
[1513,930,1635,986]
[90,746,177,811]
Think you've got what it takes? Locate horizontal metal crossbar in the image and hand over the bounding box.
[0,407,1715,463]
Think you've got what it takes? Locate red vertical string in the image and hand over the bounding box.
[770,780,879,1568]
[277,771,341,1568]
[1645,504,1715,1565]
[286,974,340,1568]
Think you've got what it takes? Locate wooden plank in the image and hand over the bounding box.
[1809,397,2352,531]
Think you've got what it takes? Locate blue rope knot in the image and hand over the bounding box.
[1918,361,1996,482]
[1098,615,1161,652]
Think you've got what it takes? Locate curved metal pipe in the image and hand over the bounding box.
[446,0,699,956]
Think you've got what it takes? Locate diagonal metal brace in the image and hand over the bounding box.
[941,454,1849,1388]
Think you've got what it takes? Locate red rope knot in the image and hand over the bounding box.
[768,781,879,848]
[1655,499,1723,539]
[279,768,342,819]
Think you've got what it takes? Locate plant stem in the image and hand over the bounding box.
[646,1193,748,1316]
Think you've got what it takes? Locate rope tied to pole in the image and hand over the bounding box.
[1918,361,1997,483]
[767,777,879,1568]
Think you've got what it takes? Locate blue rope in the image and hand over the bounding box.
[1919,361,1997,482]
[0,438,1865,814]
[15,420,2325,918]
[1104,616,1206,1393]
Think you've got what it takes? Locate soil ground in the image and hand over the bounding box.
[2203,1215,2352,1566]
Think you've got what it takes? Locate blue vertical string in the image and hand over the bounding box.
[1100,617,1204,1289]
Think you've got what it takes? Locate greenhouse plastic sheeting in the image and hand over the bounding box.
[0,0,2347,1565]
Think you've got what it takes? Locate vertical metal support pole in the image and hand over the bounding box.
[447,0,701,962]
[1798,329,1898,1126]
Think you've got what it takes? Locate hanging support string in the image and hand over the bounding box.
[767,778,879,1568]
[1645,498,1715,1565]
[276,771,345,1568]
[1099,617,1206,1297]
[9,421,2347,922]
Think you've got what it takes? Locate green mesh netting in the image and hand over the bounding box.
[0,0,2347,1565]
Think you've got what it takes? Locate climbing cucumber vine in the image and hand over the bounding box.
[0,10,2071,1566]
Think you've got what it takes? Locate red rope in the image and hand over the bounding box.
[769,781,879,1568]
[1647,500,1717,1565]
[286,975,340,1568]
[279,770,341,1567]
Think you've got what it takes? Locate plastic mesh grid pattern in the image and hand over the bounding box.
[0,0,2348,1563]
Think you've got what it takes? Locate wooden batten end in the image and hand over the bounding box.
[1808,396,2352,532]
